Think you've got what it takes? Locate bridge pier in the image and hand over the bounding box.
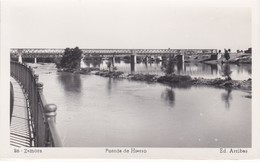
[17,49,23,63]
[176,54,184,63]
[217,53,222,60]
[176,61,185,74]
[130,50,136,72]
[112,55,116,67]
[80,58,87,68]
[144,56,148,62]
[157,56,162,61]
[34,57,37,63]
[18,54,23,63]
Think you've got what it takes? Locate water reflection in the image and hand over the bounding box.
[58,73,82,93]
[236,64,252,75]
[106,77,119,95]
[107,77,112,95]
[92,61,101,68]
[176,62,183,74]
[205,63,218,75]
[84,61,91,67]
[245,65,252,74]
[221,88,233,109]
[221,63,232,80]
[161,88,175,107]
[84,59,101,68]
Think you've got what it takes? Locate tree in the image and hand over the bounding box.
[224,49,230,61]
[59,47,82,69]
[161,54,175,75]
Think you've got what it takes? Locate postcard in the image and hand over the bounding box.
[1,0,260,160]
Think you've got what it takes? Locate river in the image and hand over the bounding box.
[27,62,251,147]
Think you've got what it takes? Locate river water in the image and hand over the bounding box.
[27,62,251,147]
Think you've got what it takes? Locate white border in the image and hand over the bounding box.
[1,0,260,160]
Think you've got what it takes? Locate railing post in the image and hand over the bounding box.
[10,82,14,124]
[32,74,38,145]
[44,104,57,147]
[36,82,43,147]
[34,74,39,82]
[37,82,43,94]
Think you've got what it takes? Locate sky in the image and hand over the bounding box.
[9,0,252,51]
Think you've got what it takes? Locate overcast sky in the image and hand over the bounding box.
[9,0,251,51]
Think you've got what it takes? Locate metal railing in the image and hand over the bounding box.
[10,61,62,147]
[10,82,14,124]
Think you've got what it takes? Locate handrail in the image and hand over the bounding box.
[10,82,14,124]
[10,61,62,147]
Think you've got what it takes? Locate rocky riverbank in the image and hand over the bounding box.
[57,67,252,92]
[192,77,251,90]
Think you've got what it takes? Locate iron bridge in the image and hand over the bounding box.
[10,48,218,58]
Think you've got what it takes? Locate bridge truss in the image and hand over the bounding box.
[10,48,218,58]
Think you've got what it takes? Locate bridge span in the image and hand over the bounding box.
[11,48,218,58]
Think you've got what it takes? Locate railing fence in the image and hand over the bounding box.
[10,61,62,147]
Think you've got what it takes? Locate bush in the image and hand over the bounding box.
[157,74,192,83]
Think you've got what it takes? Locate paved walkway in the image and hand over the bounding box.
[10,77,33,147]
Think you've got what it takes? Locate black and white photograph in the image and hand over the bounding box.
[1,0,260,160]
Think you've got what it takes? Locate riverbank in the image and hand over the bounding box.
[57,67,252,92]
